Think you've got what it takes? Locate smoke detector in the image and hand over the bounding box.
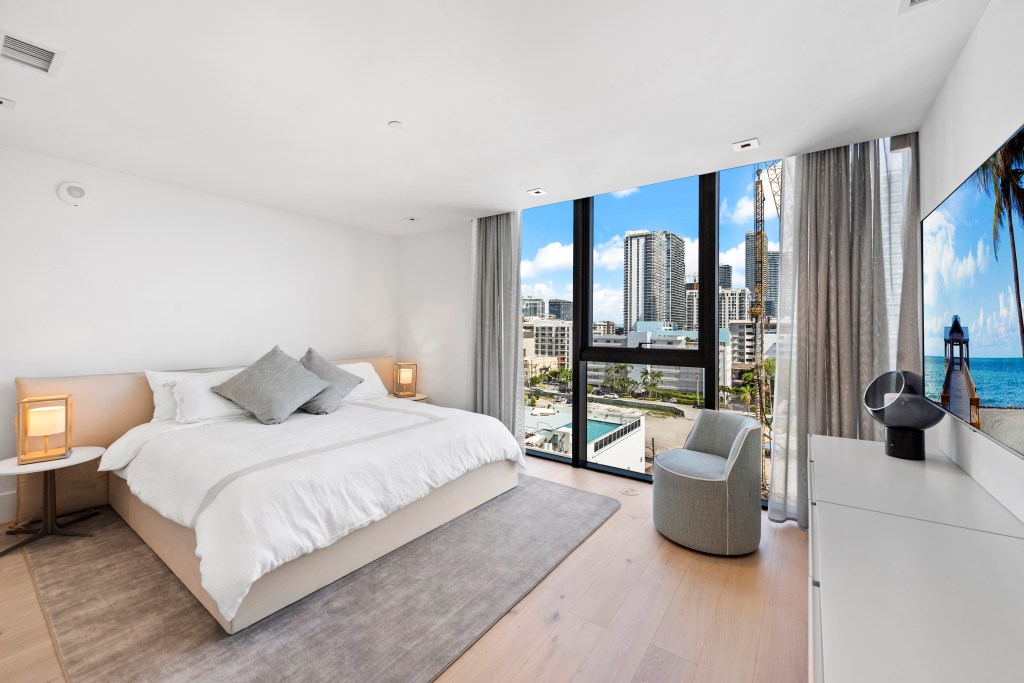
[0,32,65,76]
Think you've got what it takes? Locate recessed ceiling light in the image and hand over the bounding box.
[732,138,760,152]
[387,120,405,130]
[527,188,547,196]
[404,216,418,221]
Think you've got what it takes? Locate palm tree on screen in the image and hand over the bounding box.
[971,128,1024,358]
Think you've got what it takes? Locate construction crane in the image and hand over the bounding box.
[751,165,780,496]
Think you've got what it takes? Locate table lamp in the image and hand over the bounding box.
[18,395,72,465]
[393,362,417,398]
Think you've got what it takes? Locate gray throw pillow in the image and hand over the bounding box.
[299,347,365,414]
[213,346,330,425]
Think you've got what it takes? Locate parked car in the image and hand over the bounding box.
[553,396,567,404]
[604,393,619,399]
[591,389,605,396]
[667,397,678,404]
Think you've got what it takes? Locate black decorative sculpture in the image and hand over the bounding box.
[863,370,946,460]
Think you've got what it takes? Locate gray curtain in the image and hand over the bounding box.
[769,138,919,528]
[894,133,922,371]
[472,212,525,450]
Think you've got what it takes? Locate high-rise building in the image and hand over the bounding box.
[522,296,545,318]
[521,319,573,366]
[720,288,750,328]
[592,320,617,336]
[729,319,779,370]
[744,231,760,296]
[682,289,700,331]
[623,230,686,330]
[682,287,749,330]
[765,250,780,318]
[548,298,573,321]
[718,264,733,289]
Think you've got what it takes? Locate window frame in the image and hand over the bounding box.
[532,172,721,481]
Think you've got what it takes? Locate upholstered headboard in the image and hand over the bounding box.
[14,356,394,522]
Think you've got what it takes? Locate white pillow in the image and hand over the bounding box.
[337,362,389,403]
[169,369,251,423]
[145,368,242,421]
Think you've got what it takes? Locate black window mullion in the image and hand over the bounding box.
[699,172,719,409]
[571,197,593,469]
[557,172,719,477]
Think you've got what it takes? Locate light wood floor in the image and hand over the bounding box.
[0,456,807,683]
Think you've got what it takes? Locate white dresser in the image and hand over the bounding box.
[808,434,1024,683]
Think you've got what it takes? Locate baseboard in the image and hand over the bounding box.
[0,489,16,525]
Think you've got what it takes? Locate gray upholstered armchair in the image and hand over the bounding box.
[652,410,762,556]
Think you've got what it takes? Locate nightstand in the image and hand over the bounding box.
[390,393,428,402]
[0,446,105,556]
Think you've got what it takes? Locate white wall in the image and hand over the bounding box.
[0,145,397,521]
[395,224,475,411]
[919,0,1024,215]
[919,0,1024,522]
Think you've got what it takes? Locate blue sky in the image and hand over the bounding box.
[521,163,780,324]
[924,171,1024,358]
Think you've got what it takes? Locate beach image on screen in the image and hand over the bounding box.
[923,125,1024,455]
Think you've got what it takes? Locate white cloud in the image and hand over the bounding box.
[922,210,982,308]
[521,241,573,280]
[521,281,556,299]
[592,282,623,322]
[720,196,755,225]
[684,237,699,279]
[976,238,990,274]
[594,235,623,270]
[610,188,639,199]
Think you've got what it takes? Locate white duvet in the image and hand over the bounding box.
[99,398,525,622]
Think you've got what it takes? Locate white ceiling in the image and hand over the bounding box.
[0,0,991,235]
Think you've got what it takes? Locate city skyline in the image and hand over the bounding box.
[521,163,781,325]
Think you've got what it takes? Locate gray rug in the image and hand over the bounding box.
[24,475,619,683]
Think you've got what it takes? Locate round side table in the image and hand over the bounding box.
[0,446,106,556]
[389,393,428,402]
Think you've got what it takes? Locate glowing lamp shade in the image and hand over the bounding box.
[18,395,73,465]
[393,362,417,398]
[28,406,66,437]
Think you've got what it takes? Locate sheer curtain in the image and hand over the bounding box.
[471,212,525,450]
[769,136,919,528]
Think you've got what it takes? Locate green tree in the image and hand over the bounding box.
[529,375,543,387]
[604,363,633,396]
[971,128,1024,358]
[640,368,663,399]
[735,385,752,414]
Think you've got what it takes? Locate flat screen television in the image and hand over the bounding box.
[923,123,1024,456]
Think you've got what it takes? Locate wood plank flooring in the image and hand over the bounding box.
[0,456,807,682]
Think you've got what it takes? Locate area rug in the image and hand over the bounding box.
[24,475,619,683]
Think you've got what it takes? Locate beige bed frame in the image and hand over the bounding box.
[16,357,518,634]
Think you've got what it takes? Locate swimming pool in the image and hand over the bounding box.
[565,419,621,444]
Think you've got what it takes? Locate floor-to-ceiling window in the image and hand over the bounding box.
[521,200,574,461]
[523,162,779,484]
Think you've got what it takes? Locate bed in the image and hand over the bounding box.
[16,356,521,634]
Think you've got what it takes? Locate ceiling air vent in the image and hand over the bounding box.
[2,34,57,73]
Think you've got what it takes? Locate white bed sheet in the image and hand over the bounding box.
[99,398,524,621]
